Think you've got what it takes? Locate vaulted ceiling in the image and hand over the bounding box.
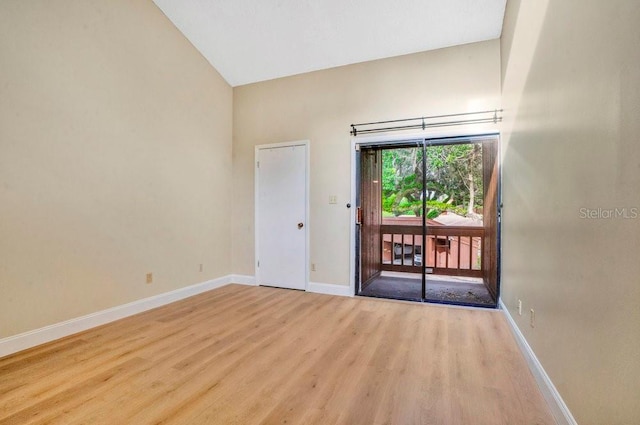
[152,0,507,87]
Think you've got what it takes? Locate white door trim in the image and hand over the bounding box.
[255,140,310,290]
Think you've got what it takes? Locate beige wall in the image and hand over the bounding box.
[232,40,501,285]
[0,0,233,338]
[501,1,640,424]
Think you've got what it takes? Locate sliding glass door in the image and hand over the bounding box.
[358,143,425,301]
[355,135,500,307]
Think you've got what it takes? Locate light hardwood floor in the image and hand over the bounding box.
[0,284,555,425]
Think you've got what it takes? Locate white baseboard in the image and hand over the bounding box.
[0,275,252,359]
[240,275,351,297]
[227,274,257,286]
[499,299,577,425]
[308,281,352,297]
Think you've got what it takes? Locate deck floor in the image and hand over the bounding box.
[358,272,496,307]
[359,273,495,306]
[0,284,553,425]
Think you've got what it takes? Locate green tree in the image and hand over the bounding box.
[381,143,483,219]
[426,143,483,216]
[382,148,423,216]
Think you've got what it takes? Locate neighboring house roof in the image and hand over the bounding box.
[382,216,442,226]
[432,212,483,227]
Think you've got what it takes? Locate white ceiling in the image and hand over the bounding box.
[152,0,507,87]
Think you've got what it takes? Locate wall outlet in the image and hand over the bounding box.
[146,273,153,284]
[311,263,316,272]
[518,299,522,316]
[199,263,203,272]
[329,195,337,204]
[530,309,535,327]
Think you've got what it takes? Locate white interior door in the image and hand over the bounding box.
[256,142,308,290]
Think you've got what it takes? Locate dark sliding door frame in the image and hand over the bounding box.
[354,133,501,308]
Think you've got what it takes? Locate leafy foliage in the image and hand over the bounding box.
[381,148,423,216]
[381,144,483,219]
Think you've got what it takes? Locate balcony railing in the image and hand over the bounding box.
[381,224,484,277]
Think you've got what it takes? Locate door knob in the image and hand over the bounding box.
[297,222,304,229]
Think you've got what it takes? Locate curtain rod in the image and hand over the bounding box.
[350,109,502,136]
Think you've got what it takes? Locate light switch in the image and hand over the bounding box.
[329,195,337,204]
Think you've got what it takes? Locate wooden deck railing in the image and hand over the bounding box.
[381,225,484,277]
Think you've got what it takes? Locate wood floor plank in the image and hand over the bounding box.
[0,284,556,425]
